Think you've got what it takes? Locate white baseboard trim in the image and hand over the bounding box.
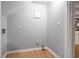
[7,47,44,54]
[46,47,60,58]
[2,52,8,58]
[4,47,60,58]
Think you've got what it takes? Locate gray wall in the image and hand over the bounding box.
[1,16,7,57]
[1,2,7,57]
[7,2,47,51]
[1,1,73,58]
[47,1,67,57]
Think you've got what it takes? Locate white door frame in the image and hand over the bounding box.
[67,1,75,58]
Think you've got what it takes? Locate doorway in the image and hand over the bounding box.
[74,1,79,58]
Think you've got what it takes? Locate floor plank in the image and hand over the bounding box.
[6,49,55,58]
[75,44,79,58]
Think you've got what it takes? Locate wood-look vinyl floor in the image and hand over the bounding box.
[6,49,55,58]
[75,44,79,58]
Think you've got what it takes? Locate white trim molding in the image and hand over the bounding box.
[46,47,60,58]
[7,47,43,54]
[2,52,8,58]
[3,47,60,58]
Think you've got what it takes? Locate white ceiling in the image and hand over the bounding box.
[1,1,50,17]
[1,1,31,17]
